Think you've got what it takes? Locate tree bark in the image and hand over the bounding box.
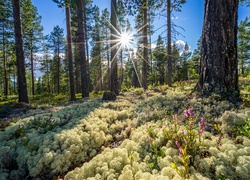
[30,43,35,96]
[57,43,60,94]
[77,0,89,97]
[12,0,29,103]
[83,0,90,93]
[110,0,119,95]
[3,25,8,96]
[66,5,76,100]
[196,0,240,101]
[166,0,172,87]
[142,0,148,90]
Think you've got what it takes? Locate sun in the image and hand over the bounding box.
[118,32,133,49]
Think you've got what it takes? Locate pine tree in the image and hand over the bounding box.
[110,0,119,95]
[12,0,29,103]
[48,25,65,94]
[0,0,14,96]
[189,37,201,79]
[238,16,250,75]
[40,39,52,93]
[90,6,102,91]
[76,0,89,97]
[53,0,76,100]
[100,8,111,90]
[152,35,167,85]
[21,0,43,96]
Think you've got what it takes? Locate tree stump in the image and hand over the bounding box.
[102,92,116,101]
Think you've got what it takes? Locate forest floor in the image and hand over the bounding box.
[0,79,250,179]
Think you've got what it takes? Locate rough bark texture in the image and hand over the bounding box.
[196,0,240,101]
[77,0,89,98]
[66,5,76,101]
[167,0,172,87]
[110,0,119,95]
[142,0,148,90]
[12,0,29,103]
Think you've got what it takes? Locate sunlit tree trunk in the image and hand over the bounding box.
[65,5,76,100]
[83,0,90,92]
[30,41,35,96]
[110,0,119,95]
[166,0,172,87]
[142,0,148,90]
[12,0,29,103]
[77,0,89,97]
[196,0,240,101]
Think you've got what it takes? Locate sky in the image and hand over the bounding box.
[31,0,249,51]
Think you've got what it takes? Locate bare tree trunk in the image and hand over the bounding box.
[196,0,240,101]
[66,5,76,100]
[3,25,8,96]
[77,0,89,98]
[57,45,60,94]
[12,0,29,103]
[142,0,148,90]
[166,0,172,87]
[30,45,35,96]
[106,28,110,91]
[110,0,119,95]
[83,0,90,93]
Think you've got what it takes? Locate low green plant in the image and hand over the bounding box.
[146,108,208,178]
[233,119,250,138]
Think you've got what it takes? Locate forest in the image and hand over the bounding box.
[0,0,250,179]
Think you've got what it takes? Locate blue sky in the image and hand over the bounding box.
[32,0,249,51]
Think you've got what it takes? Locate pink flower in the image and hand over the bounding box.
[175,141,180,148]
[198,129,204,134]
[179,148,183,157]
[182,108,196,121]
[173,114,178,119]
[146,137,154,142]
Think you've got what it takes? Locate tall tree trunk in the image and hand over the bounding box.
[31,45,35,96]
[110,0,119,95]
[83,0,90,93]
[12,0,29,103]
[166,0,172,87]
[106,28,110,91]
[120,50,123,90]
[74,48,81,93]
[196,0,240,101]
[3,25,8,96]
[66,5,76,100]
[142,0,148,90]
[77,0,89,98]
[57,45,60,94]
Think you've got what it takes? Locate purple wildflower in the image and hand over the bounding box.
[175,141,180,148]
[216,135,223,147]
[173,114,178,119]
[198,129,204,134]
[189,121,194,125]
[146,137,154,142]
[179,148,183,157]
[182,108,196,121]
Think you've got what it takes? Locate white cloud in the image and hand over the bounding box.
[175,40,186,52]
[151,43,156,49]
